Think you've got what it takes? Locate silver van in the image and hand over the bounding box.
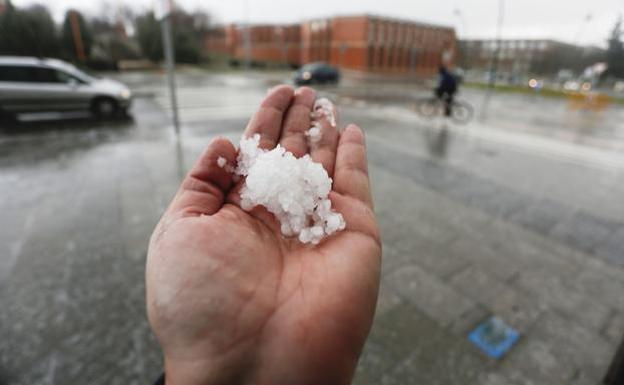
[0,56,132,120]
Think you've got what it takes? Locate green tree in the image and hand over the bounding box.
[606,16,624,78]
[61,9,93,61]
[135,11,163,62]
[0,1,60,57]
[134,8,210,63]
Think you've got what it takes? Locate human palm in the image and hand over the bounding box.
[146,86,381,385]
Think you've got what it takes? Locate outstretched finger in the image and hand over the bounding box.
[309,98,340,176]
[332,124,373,207]
[279,87,316,158]
[169,137,237,216]
[244,85,294,150]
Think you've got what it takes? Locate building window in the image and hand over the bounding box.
[378,47,385,68]
[369,20,376,44]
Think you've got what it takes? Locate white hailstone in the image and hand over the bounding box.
[305,123,322,143]
[234,134,346,244]
[305,97,337,144]
[313,97,337,128]
[217,156,235,173]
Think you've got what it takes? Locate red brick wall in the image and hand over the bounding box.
[328,16,369,71]
[300,19,331,64]
[204,15,457,74]
[364,16,457,75]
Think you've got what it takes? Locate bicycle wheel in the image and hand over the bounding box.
[451,101,474,124]
[417,98,441,119]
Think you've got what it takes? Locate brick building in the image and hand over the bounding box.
[205,24,301,66]
[205,14,457,76]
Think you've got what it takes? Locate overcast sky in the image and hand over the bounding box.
[12,0,623,48]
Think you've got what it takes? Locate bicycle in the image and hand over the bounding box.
[415,96,474,124]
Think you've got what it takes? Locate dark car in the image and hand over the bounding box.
[294,62,340,85]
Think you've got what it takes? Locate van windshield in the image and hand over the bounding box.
[65,67,97,84]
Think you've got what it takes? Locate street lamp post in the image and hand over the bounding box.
[453,9,468,38]
[490,0,505,88]
[574,13,593,46]
[243,0,251,71]
[480,0,505,120]
[161,11,180,134]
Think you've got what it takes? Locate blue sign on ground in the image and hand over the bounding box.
[469,317,520,359]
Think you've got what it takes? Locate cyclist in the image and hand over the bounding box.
[435,65,458,117]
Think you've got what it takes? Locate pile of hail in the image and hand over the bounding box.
[217,98,346,244]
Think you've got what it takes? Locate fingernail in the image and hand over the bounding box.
[345,124,364,142]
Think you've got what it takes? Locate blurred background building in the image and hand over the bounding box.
[205,15,457,76]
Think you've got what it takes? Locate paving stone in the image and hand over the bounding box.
[508,198,572,235]
[499,337,576,384]
[569,368,608,385]
[380,224,451,269]
[352,340,398,385]
[513,269,613,332]
[385,264,475,327]
[448,266,507,306]
[550,211,615,254]
[593,226,624,266]
[383,210,458,249]
[531,312,615,382]
[446,237,520,281]
[484,287,544,333]
[446,179,527,220]
[448,304,490,337]
[380,242,406,276]
[603,311,624,341]
[413,244,471,279]
[478,372,526,385]
[482,224,582,281]
[379,331,490,385]
[573,267,624,310]
[381,236,469,279]
[375,283,404,317]
[367,305,449,367]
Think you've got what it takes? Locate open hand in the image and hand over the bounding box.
[146,86,381,385]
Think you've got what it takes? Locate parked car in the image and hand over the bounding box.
[294,62,340,85]
[0,56,132,121]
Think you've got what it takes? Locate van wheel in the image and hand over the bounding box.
[91,98,118,119]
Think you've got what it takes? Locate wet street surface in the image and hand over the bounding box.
[1,70,623,384]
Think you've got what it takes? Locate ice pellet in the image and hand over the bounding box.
[313,98,336,128]
[235,133,346,244]
[217,156,234,173]
[305,124,322,142]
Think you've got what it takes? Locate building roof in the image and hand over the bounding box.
[0,56,79,72]
[224,14,455,32]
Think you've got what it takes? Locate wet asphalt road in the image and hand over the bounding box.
[1,70,623,384]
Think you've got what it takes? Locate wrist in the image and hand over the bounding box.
[163,351,252,385]
[164,356,225,385]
